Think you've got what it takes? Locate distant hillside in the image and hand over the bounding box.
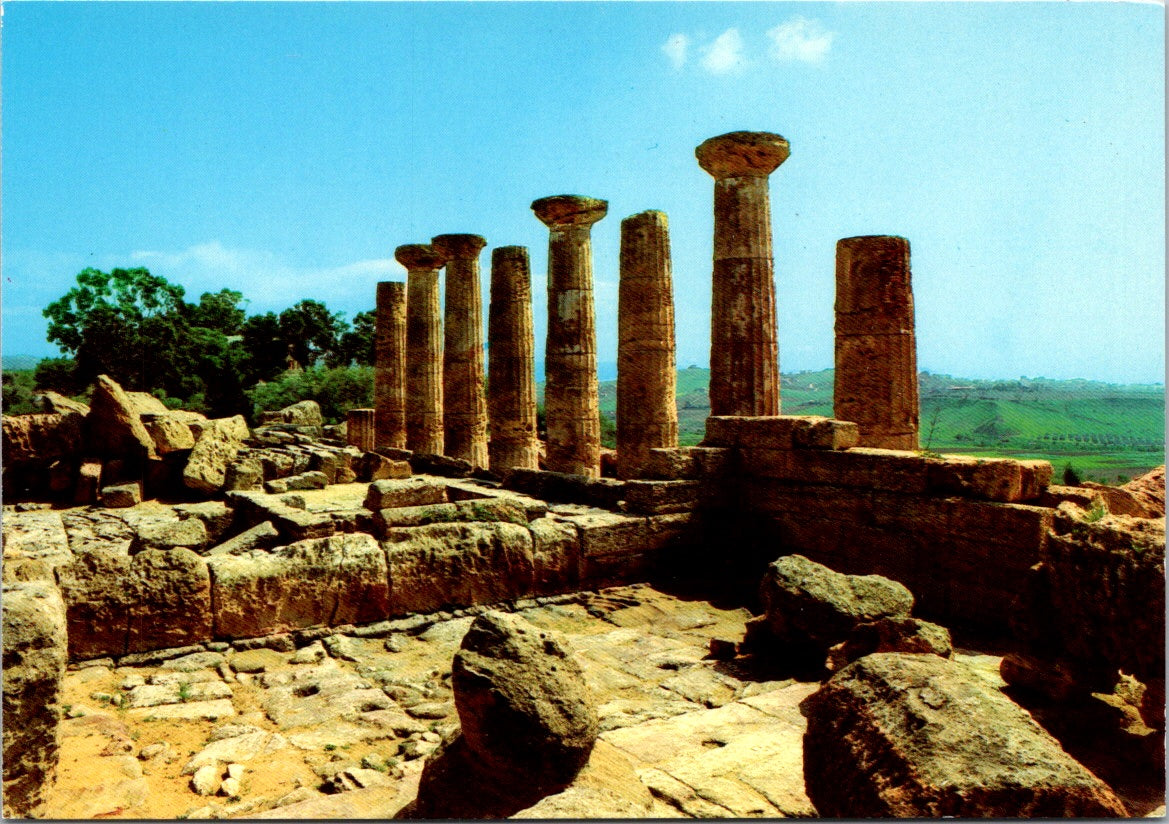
[2,355,42,372]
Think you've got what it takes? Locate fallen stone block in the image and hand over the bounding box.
[173,501,235,545]
[825,617,953,672]
[801,653,1128,817]
[102,482,142,508]
[85,375,157,460]
[143,413,197,454]
[130,517,208,553]
[205,521,281,557]
[373,499,529,534]
[702,415,858,450]
[409,452,474,478]
[2,412,84,466]
[183,416,249,494]
[503,468,626,509]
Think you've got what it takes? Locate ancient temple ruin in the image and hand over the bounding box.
[2,130,1163,820]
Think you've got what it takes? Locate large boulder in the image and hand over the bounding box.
[257,400,324,428]
[207,533,389,639]
[2,581,68,818]
[85,375,157,459]
[801,652,1128,817]
[183,415,249,494]
[407,611,597,817]
[756,554,914,651]
[35,391,90,416]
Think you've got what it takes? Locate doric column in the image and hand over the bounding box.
[531,195,607,477]
[696,130,790,417]
[487,246,539,473]
[617,210,678,479]
[834,235,919,450]
[396,243,447,455]
[374,281,407,449]
[433,234,489,468]
[347,408,376,452]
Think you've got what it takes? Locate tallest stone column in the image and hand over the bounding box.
[433,233,489,468]
[696,131,790,417]
[532,195,607,478]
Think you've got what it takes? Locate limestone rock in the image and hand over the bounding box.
[257,399,324,428]
[35,390,90,416]
[144,413,197,454]
[131,516,208,553]
[801,652,1128,817]
[511,740,654,818]
[758,554,914,651]
[102,482,143,508]
[205,521,280,557]
[453,611,597,788]
[364,477,447,511]
[826,616,953,672]
[1120,465,1165,518]
[2,581,68,818]
[2,412,84,465]
[86,375,158,459]
[2,509,74,579]
[208,533,389,639]
[183,416,249,494]
[384,522,534,615]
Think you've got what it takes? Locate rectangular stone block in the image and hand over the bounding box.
[690,447,734,477]
[622,480,701,514]
[1018,460,1054,501]
[1036,484,1103,512]
[581,551,656,589]
[529,517,581,595]
[364,478,448,511]
[645,512,700,552]
[943,499,1054,553]
[502,468,626,509]
[744,447,929,494]
[793,418,861,450]
[373,499,528,533]
[561,511,648,558]
[703,415,860,451]
[442,479,550,521]
[926,455,1025,502]
[643,448,699,480]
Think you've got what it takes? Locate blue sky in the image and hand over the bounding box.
[2,1,1164,383]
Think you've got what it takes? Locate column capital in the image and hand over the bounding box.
[432,234,487,260]
[531,195,608,228]
[696,131,790,179]
[395,243,447,270]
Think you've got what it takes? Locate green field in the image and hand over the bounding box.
[597,367,1165,485]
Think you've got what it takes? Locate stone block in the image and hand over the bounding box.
[208,533,390,639]
[744,447,929,494]
[2,510,73,575]
[384,522,535,615]
[1036,484,1103,512]
[173,501,235,544]
[364,478,448,510]
[126,549,213,653]
[529,518,580,595]
[372,499,528,533]
[2,412,84,466]
[641,448,699,480]
[183,416,249,494]
[702,415,859,451]
[1018,460,1054,500]
[102,482,142,508]
[75,461,102,504]
[409,452,474,478]
[926,455,1027,502]
[561,511,648,559]
[622,480,701,514]
[645,512,699,553]
[503,468,626,509]
[224,458,264,492]
[793,418,860,450]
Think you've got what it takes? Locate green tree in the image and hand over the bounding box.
[335,309,376,367]
[187,289,246,335]
[33,357,84,396]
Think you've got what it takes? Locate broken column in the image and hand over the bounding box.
[834,235,919,450]
[433,234,489,468]
[374,281,407,450]
[531,195,607,478]
[487,246,540,473]
[616,210,678,479]
[346,408,375,452]
[696,131,790,417]
[396,243,447,455]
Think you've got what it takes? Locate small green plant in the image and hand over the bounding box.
[1062,462,1082,486]
[178,682,193,702]
[918,448,943,460]
[1084,501,1107,523]
[324,743,337,752]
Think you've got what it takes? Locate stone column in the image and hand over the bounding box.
[696,131,790,417]
[531,195,607,477]
[374,281,407,449]
[834,235,919,450]
[396,243,447,455]
[617,210,678,479]
[487,246,539,473]
[433,234,489,468]
[347,408,376,452]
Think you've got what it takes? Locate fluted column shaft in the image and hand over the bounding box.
[434,234,489,468]
[487,246,539,473]
[347,408,376,452]
[834,235,919,450]
[617,210,678,479]
[397,244,447,455]
[697,131,790,417]
[532,195,607,478]
[374,281,407,450]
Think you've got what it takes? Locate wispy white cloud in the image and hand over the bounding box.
[700,28,746,75]
[766,17,835,64]
[661,33,690,70]
[130,242,404,312]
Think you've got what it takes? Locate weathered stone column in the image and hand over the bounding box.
[696,131,790,417]
[396,243,447,455]
[346,408,376,452]
[433,234,489,468]
[834,235,919,450]
[531,195,607,477]
[374,281,407,449]
[487,246,540,473]
[617,210,678,479]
